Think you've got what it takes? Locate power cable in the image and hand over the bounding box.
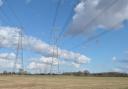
[69,0,120,50]
[5,0,25,72]
[50,0,62,74]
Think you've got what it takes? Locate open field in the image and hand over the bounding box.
[0,75,128,89]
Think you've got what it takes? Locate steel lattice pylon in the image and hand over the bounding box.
[13,30,24,73]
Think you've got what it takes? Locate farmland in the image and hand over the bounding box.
[0,75,128,89]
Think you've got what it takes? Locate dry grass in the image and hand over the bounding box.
[0,75,128,89]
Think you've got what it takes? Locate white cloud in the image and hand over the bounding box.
[27,62,48,70]
[112,56,117,61]
[39,56,59,65]
[67,0,128,36]
[30,56,60,66]
[0,52,15,60]
[113,66,128,73]
[0,52,21,69]
[0,26,91,67]
[27,56,58,70]
[72,62,80,68]
[0,0,3,7]
[27,56,81,73]
[27,56,60,73]
[27,61,52,74]
[113,68,122,72]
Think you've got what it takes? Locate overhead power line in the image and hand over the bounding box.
[5,0,23,27]
[13,30,24,72]
[50,0,62,74]
[69,0,120,50]
[70,21,121,50]
[76,0,119,36]
[0,6,11,25]
[52,0,61,27]
[70,30,111,50]
[58,0,87,41]
[13,31,21,72]
[4,0,25,72]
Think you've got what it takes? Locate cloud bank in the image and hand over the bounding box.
[68,0,128,36]
[0,26,90,69]
[27,56,60,71]
[0,52,21,69]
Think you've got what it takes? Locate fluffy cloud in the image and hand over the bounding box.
[113,68,123,73]
[27,62,49,70]
[31,56,60,66]
[0,52,21,69]
[72,62,80,68]
[67,0,128,36]
[27,56,81,73]
[0,0,3,6]
[27,56,67,73]
[113,66,128,73]
[0,26,90,67]
[27,56,59,70]
[0,52,15,60]
[112,56,117,61]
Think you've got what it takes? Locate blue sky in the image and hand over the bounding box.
[0,0,128,73]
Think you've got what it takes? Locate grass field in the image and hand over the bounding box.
[0,75,128,89]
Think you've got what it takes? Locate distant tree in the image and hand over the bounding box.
[83,70,90,75]
[3,70,7,75]
[18,69,27,75]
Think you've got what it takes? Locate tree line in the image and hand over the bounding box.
[62,71,128,77]
[0,69,128,77]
